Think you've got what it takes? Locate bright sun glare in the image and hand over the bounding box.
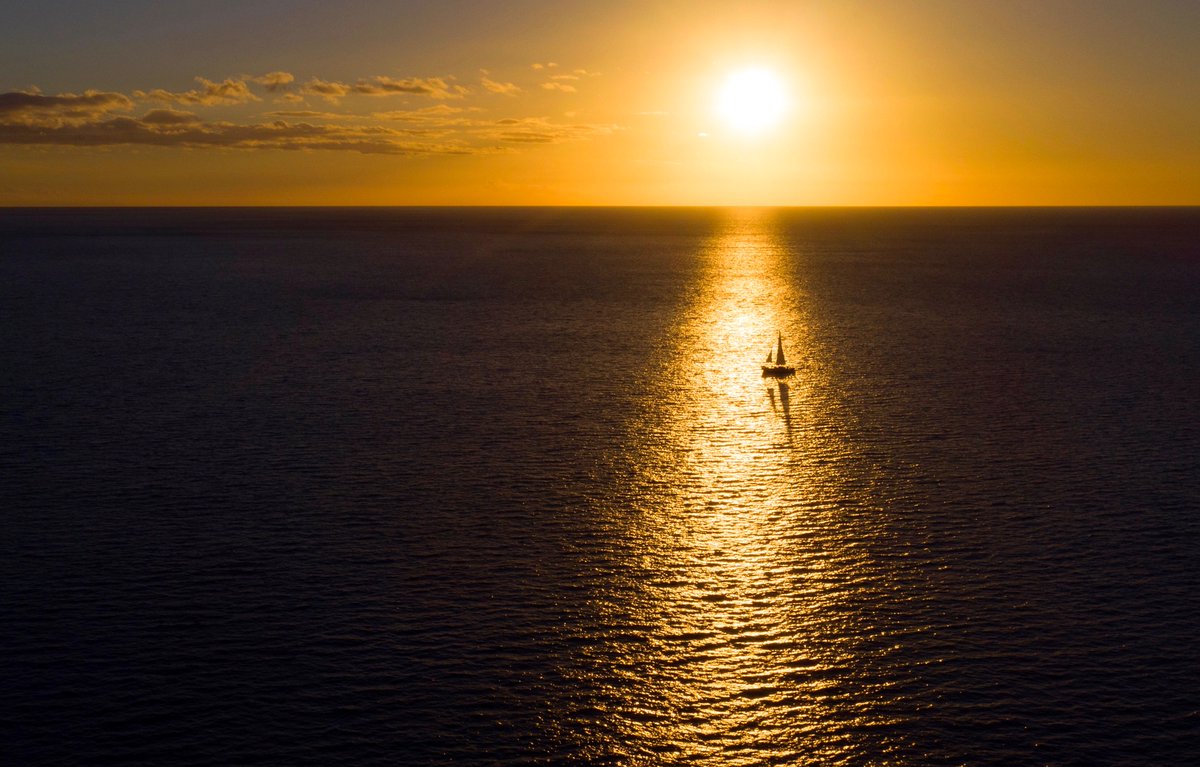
[715,68,789,136]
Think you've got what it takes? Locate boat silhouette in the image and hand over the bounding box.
[761,333,796,378]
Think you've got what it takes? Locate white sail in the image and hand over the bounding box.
[775,334,786,366]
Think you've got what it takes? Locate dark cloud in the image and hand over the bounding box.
[140,109,201,125]
[2,77,622,156]
[0,114,475,155]
[263,110,355,120]
[0,90,133,124]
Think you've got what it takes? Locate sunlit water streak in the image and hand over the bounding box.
[1,207,1198,766]
[559,210,919,764]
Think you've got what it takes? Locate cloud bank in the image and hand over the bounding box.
[0,90,133,124]
[1,66,615,156]
[0,114,474,154]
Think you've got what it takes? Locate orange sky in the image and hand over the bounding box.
[2,1,1198,205]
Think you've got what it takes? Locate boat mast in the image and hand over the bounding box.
[775,333,786,366]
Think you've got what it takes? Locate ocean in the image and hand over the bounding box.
[2,207,1198,765]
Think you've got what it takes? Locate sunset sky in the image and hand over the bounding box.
[3,0,1198,205]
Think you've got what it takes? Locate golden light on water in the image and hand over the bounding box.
[585,209,896,760]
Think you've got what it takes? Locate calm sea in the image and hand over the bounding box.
[2,207,1198,765]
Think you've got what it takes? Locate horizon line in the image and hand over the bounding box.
[3,203,1199,210]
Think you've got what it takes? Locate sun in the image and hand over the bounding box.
[714,68,790,136]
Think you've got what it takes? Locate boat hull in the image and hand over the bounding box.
[762,365,795,378]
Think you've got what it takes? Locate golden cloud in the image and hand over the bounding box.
[301,76,467,103]
[135,77,260,106]
[253,71,296,92]
[481,77,521,96]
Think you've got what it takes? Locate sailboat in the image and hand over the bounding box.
[761,332,796,378]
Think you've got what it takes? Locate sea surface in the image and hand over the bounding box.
[1,207,1198,765]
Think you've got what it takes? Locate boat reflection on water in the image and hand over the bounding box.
[768,379,793,439]
[565,209,897,763]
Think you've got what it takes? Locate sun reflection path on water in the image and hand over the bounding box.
[579,209,901,764]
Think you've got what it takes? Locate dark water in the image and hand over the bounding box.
[2,207,1198,765]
